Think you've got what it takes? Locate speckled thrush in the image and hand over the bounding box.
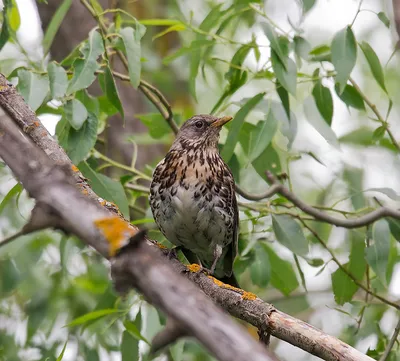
[149,115,239,287]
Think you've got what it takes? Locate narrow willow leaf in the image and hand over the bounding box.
[120,25,146,88]
[312,81,333,125]
[152,24,185,40]
[301,0,316,13]
[377,12,390,28]
[303,97,339,148]
[372,126,386,142]
[98,64,124,118]
[0,183,22,215]
[388,218,400,242]
[262,22,287,67]
[365,219,390,285]
[271,49,297,95]
[276,81,290,119]
[331,26,357,93]
[17,69,49,111]
[42,0,73,55]
[67,29,105,94]
[56,341,68,361]
[343,167,365,210]
[136,113,174,139]
[294,36,311,61]
[334,84,365,110]
[123,320,150,344]
[366,187,400,201]
[121,330,139,361]
[66,309,120,327]
[163,40,214,65]
[262,243,299,295]
[271,100,297,149]
[47,62,68,99]
[250,244,270,287]
[331,231,365,305]
[221,92,265,162]
[248,110,278,162]
[139,19,184,26]
[359,41,387,93]
[252,143,281,180]
[272,214,309,256]
[78,161,130,218]
[64,99,88,130]
[56,112,98,164]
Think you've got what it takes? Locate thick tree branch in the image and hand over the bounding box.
[0,77,376,361]
[0,100,276,361]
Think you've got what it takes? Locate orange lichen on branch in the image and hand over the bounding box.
[94,216,137,256]
[71,165,79,172]
[241,291,257,301]
[187,263,202,272]
[33,120,40,127]
[208,276,257,300]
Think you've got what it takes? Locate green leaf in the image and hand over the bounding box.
[121,330,139,361]
[152,23,186,40]
[366,187,400,201]
[276,81,290,119]
[0,258,20,294]
[372,126,386,142]
[98,64,124,118]
[343,167,365,210]
[17,69,49,111]
[47,62,68,99]
[56,341,68,361]
[78,161,130,218]
[67,29,105,94]
[0,183,22,215]
[359,41,387,93]
[262,22,287,67]
[365,219,390,285]
[56,112,98,164]
[64,99,88,130]
[221,92,265,162]
[42,0,73,55]
[7,0,20,32]
[301,0,316,13]
[312,81,333,125]
[334,84,365,110]
[271,214,309,256]
[66,309,120,327]
[303,97,339,148]
[377,12,390,28]
[139,19,184,26]
[252,143,281,179]
[136,113,174,139]
[331,230,366,305]
[388,218,400,241]
[123,320,150,344]
[248,109,278,162]
[331,26,357,93]
[294,36,311,63]
[250,243,270,287]
[120,25,146,88]
[262,243,299,295]
[271,49,297,96]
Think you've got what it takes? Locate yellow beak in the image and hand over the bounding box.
[210,116,233,128]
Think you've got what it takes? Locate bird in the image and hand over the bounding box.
[149,114,239,287]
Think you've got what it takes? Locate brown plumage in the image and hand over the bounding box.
[149,114,239,286]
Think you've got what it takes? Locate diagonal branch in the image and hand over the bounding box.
[0,74,376,361]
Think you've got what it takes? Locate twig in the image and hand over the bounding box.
[379,315,400,361]
[235,184,281,201]
[0,230,25,248]
[349,77,400,152]
[265,171,400,228]
[80,0,179,135]
[300,220,400,310]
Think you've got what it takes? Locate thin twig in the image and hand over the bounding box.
[379,315,400,361]
[265,171,400,228]
[301,220,400,310]
[0,230,25,248]
[349,77,400,152]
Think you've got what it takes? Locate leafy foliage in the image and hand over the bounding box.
[0,1,399,361]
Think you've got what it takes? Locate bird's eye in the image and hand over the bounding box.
[195,121,203,129]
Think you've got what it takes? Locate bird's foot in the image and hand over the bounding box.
[166,246,181,260]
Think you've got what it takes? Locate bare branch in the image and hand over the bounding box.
[265,171,400,228]
[379,315,400,361]
[150,318,189,355]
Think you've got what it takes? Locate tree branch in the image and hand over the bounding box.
[379,315,400,361]
[0,76,376,361]
[263,172,400,228]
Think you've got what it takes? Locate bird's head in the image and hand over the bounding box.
[171,114,232,152]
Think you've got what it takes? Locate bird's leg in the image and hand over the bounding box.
[167,246,182,259]
[210,244,223,275]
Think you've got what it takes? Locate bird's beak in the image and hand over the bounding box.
[210,116,233,128]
